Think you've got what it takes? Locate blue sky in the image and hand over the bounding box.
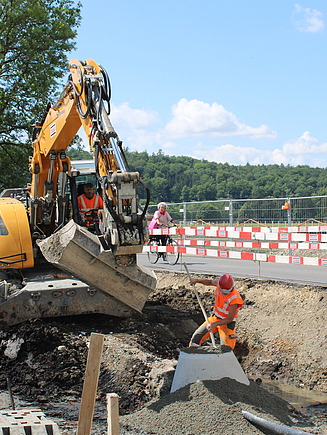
[70,1,327,167]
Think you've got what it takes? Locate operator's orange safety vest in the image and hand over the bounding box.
[78,194,103,223]
[213,287,243,321]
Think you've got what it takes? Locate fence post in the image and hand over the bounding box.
[287,198,292,227]
[107,393,120,435]
[287,198,292,256]
[183,202,187,226]
[229,199,233,226]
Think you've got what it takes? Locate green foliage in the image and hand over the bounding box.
[124,150,327,204]
[0,0,81,191]
[66,136,92,160]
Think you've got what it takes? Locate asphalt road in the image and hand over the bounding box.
[137,253,327,287]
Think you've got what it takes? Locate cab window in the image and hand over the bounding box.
[0,215,8,235]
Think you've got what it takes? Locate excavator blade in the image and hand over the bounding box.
[37,220,156,313]
[0,276,136,326]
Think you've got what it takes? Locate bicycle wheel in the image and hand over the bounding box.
[147,240,159,264]
[166,238,179,265]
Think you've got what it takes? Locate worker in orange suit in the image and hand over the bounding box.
[78,183,103,226]
[189,274,243,349]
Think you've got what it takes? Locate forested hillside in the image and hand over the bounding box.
[123,150,327,204]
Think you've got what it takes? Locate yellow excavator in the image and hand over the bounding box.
[0,59,156,326]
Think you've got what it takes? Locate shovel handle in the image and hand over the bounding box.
[183,263,216,348]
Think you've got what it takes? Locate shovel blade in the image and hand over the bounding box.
[170,346,249,393]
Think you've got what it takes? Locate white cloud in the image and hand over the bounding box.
[109,102,161,151]
[279,131,327,165]
[193,143,268,165]
[110,102,159,129]
[292,4,324,33]
[190,132,327,167]
[282,131,325,154]
[164,98,276,139]
[99,102,327,168]
[109,99,276,152]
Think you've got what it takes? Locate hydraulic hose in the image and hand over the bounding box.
[99,64,111,106]
[138,179,151,221]
[75,80,91,119]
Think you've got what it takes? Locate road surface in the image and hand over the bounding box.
[138,253,327,287]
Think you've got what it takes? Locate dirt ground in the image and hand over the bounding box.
[0,270,326,434]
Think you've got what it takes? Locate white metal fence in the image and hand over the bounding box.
[147,196,327,227]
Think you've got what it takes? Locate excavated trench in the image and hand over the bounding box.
[0,270,326,434]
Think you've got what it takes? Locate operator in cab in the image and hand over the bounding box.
[78,182,103,226]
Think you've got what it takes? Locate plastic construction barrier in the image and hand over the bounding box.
[146,227,327,267]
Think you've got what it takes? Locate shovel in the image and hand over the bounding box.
[183,263,216,348]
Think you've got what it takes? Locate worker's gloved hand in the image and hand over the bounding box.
[80,214,87,226]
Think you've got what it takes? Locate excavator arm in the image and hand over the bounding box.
[30,58,150,255]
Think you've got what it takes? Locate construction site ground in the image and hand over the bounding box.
[0,270,326,434]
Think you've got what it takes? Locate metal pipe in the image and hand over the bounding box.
[7,376,15,410]
[110,137,126,172]
[242,410,315,435]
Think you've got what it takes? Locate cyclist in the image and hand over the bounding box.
[148,202,176,259]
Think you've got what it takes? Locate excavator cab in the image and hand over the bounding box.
[68,161,104,236]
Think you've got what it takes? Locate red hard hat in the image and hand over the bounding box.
[219,274,234,293]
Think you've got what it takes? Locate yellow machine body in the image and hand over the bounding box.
[0,198,34,269]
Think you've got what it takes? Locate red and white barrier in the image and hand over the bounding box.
[170,225,327,234]
[145,227,327,267]
[150,227,327,242]
[178,239,327,250]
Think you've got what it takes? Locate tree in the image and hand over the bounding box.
[147,177,169,203]
[66,136,92,160]
[0,0,81,190]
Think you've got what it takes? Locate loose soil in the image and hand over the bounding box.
[0,271,326,434]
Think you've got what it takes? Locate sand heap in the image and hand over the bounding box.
[120,378,316,435]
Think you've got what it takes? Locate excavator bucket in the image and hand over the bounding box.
[37,220,156,313]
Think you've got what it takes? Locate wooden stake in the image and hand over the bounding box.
[77,332,104,435]
[107,393,120,435]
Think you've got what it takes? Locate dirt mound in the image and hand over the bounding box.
[0,321,88,401]
[0,271,325,434]
[236,279,327,391]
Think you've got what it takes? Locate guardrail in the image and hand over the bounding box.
[144,226,327,267]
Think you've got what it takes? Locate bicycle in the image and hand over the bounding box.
[147,234,180,265]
